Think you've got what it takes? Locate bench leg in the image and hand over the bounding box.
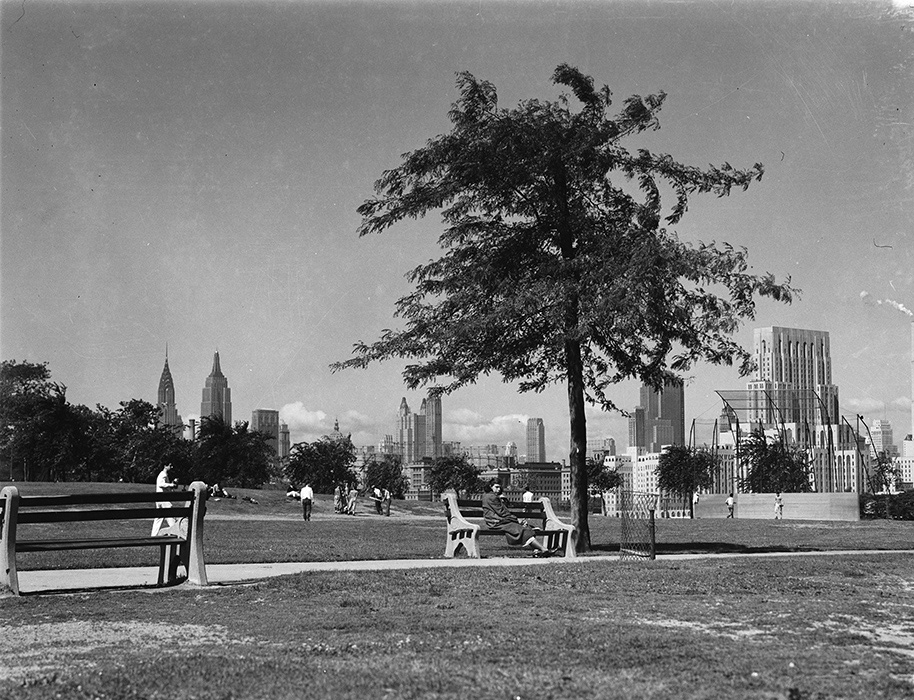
[445,531,480,559]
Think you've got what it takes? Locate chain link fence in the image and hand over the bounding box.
[619,490,657,560]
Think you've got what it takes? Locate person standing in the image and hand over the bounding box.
[346,483,359,515]
[726,493,734,519]
[774,492,784,520]
[381,487,391,517]
[371,486,384,515]
[333,483,343,513]
[151,463,178,536]
[300,482,314,521]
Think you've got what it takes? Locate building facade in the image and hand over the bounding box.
[395,394,443,464]
[526,417,546,463]
[200,351,232,424]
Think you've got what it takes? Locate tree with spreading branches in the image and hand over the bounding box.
[332,65,795,552]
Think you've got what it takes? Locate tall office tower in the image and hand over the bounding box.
[424,393,443,460]
[279,422,291,459]
[526,418,546,462]
[747,326,838,426]
[629,382,685,453]
[251,409,280,455]
[870,419,896,458]
[156,348,183,432]
[396,398,418,463]
[200,351,232,424]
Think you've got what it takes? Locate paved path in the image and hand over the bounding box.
[14,549,910,595]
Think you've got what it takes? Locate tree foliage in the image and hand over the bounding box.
[427,455,484,495]
[656,444,716,515]
[194,416,274,489]
[284,435,358,493]
[740,431,813,494]
[302,66,792,551]
[364,454,410,498]
[587,453,623,493]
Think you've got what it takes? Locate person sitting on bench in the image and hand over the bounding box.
[481,479,554,557]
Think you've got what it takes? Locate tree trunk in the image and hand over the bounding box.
[566,337,589,553]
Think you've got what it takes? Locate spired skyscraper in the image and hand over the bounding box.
[200,351,232,424]
[156,348,183,432]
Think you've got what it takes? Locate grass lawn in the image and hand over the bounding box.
[3,482,914,699]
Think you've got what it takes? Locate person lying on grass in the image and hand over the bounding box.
[481,479,555,557]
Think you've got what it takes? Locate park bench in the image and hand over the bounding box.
[0,481,209,596]
[443,491,577,559]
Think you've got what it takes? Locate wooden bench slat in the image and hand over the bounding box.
[17,535,184,552]
[17,506,191,524]
[20,492,192,507]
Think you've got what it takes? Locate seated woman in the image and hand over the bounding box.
[481,479,553,557]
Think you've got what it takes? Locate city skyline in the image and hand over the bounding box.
[2,2,912,462]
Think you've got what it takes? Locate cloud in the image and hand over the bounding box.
[890,396,913,410]
[860,291,913,317]
[279,402,328,437]
[444,413,530,446]
[842,397,886,414]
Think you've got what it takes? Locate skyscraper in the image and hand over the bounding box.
[395,394,442,463]
[251,409,280,455]
[747,326,838,426]
[629,381,685,453]
[156,348,183,432]
[424,394,443,460]
[870,419,896,458]
[200,351,232,424]
[526,418,546,462]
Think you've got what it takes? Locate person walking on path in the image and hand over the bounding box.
[726,493,734,519]
[774,492,784,520]
[481,479,553,557]
[300,483,314,521]
[151,463,178,536]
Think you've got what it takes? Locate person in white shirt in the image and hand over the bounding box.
[151,463,178,536]
[522,486,535,503]
[300,483,314,521]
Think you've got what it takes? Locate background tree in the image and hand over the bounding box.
[0,360,91,481]
[332,65,794,552]
[587,452,623,493]
[194,416,273,488]
[740,431,812,494]
[364,454,410,498]
[656,444,716,517]
[284,435,358,493]
[427,455,484,496]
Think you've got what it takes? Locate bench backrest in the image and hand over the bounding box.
[2,490,197,527]
[445,498,547,529]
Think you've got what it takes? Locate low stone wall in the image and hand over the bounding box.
[694,492,860,521]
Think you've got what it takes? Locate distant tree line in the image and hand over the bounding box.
[1,359,417,495]
[1,360,274,488]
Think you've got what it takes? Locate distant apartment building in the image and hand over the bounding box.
[526,418,546,463]
[279,422,290,459]
[869,419,897,458]
[200,351,232,424]
[586,436,616,458]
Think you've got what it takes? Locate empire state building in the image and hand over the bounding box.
[201,351,232,424]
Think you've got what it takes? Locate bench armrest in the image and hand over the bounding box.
[539,497,577,559]
[442,491,480,535]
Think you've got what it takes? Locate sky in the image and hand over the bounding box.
[2,0,913,461]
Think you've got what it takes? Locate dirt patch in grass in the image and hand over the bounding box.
[0,621,256,684]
